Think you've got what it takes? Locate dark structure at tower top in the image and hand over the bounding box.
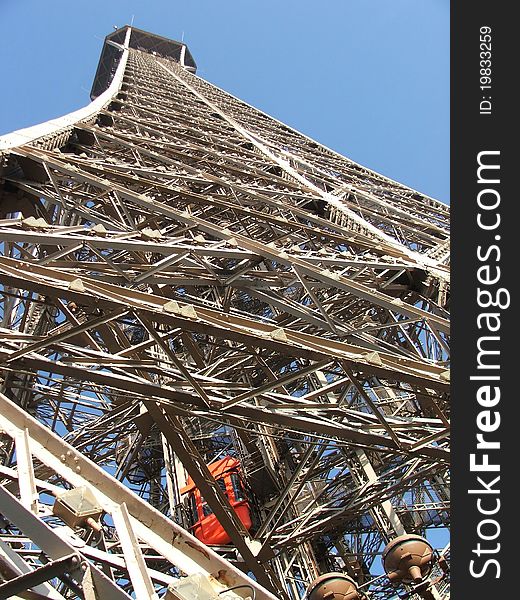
[91,25,197,99]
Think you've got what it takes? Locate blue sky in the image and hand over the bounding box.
[0,0,449,203]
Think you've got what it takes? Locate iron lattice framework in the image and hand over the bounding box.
[0,27,450,600]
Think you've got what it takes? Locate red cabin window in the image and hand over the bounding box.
[230,472,246,501]
[217,478,228,497]
[188,492,198,524]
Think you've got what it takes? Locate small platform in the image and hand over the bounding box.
[91,26,197,99]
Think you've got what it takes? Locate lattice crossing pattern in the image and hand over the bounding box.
[0,27,450,599]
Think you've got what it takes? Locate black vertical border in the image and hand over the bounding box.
[452,3,514,597]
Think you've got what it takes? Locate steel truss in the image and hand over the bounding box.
[0,26,450,599]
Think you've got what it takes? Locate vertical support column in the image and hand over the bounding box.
[355,449,406,538]
[316,369,406,539]
[111,502,160,600]
[161,433,179,518]
[14,428,39,514]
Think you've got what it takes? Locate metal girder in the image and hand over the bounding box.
[0,485,132,600]
[145,402,287,598]
[0,256,449,387]
[5,146,451,336]
[0,391,278,600]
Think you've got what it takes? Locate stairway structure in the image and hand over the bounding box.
[0,27,450,599]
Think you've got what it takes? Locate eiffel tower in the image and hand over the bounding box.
[0,27,450,600]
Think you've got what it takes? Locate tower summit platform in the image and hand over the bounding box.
[91,25,197,99]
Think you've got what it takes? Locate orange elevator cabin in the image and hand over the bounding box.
[181,456,252,546]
